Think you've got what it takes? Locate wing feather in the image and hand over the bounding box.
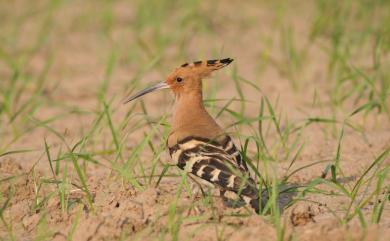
[169,136,258,199]
[221,136,249,172]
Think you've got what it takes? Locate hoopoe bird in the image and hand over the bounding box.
[125,58,265,213]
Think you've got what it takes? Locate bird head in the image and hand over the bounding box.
[124,58,234,103]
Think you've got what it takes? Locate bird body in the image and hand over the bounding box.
[125,58,264,213]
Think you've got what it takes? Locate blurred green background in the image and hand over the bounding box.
[1,1,390,240]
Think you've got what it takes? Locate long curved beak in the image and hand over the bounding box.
[123,81,169,104]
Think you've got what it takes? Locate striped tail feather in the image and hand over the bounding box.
[245,189,268,214]
[218,172,267,214]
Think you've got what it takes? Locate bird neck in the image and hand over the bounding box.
[171,90,223,142]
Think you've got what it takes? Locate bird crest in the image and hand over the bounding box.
[180,58,234,70]
[124,58,234,103]
[175,58,234,78]
[164,58,234,94]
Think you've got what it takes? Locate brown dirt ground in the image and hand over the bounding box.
[1,0,389,240]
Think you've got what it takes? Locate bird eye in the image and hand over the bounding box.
[176,77,183,83]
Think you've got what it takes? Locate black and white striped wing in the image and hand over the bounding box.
[168,137,258,199]
[221,136,249,173]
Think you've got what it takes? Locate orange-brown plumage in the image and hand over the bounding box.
[164,59,233,145]
[125,58,265,213]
